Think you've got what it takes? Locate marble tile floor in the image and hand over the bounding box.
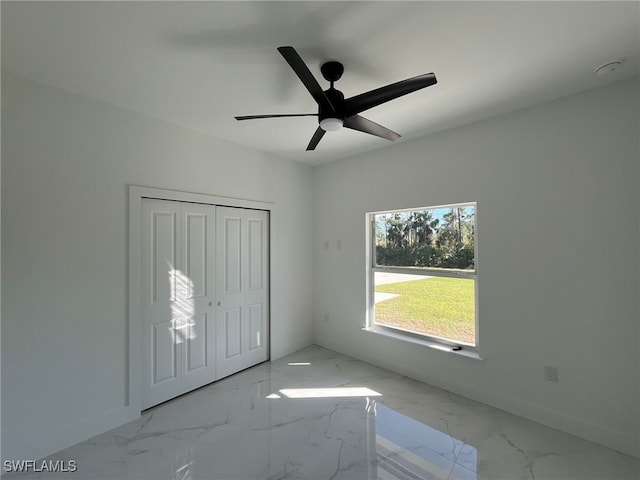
[8,345,638,480]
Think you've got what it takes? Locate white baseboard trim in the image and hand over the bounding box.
[316,338,639,459]
[2,406,139,465]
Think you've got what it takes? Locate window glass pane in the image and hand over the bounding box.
[374,271,476,346]
[374,206,475,270]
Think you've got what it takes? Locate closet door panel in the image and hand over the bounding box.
[215,207,247,378]
[243,210,269,366]
[141,199,182,409]
[180,203,217,392]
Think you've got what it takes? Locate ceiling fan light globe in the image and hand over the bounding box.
[320,118,344,132]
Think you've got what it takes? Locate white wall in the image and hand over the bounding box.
[3,72,638,463]
[1,73,314,461]
[313,79,639,457]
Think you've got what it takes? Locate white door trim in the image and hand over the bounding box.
[128,185,275,413]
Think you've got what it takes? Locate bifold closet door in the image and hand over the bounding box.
[141,199,269,409]
[141,199,217,409]
[215,206,269,379]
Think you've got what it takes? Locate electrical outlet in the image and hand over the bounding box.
[323,313,330,323]
[544,366,559,382]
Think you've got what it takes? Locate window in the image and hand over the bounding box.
[367,203,477,351]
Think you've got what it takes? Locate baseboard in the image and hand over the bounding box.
[316,338,639,459]
[2,406,139,466]
[461,384,638,459]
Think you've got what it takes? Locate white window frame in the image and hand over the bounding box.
[365,202,479,356]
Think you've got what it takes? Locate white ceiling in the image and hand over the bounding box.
[2,1,638,166]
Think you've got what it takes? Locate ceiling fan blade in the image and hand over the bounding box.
[235,114,317,121]
[306,126,326,151]
[277,46,335,113]
[345,73,437,116]
[344,115,400,141]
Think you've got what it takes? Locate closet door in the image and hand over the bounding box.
[141,199,181,408]
[141,199,269,409]
[141,199,216,409]
[179,203,217,393]
[215,207,269,378]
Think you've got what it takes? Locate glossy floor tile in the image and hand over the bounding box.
[9,345,638,479]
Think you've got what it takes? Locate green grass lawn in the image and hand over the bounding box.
[375,277,475,345]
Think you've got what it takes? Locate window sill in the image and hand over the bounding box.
[362,326,484,361]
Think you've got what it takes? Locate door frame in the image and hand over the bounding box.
[128,185,274,413]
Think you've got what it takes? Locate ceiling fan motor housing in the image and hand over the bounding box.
[320,88,346,123]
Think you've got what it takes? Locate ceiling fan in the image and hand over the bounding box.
[235,46,437,151]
